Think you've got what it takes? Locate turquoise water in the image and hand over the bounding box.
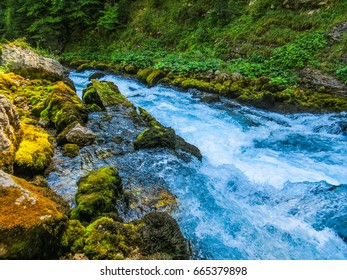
[65,71,347,259]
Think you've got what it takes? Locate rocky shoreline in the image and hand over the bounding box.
[0,42,199,260]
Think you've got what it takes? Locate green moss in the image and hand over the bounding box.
[146,69,166,86]
[62,144,80,158]
[61,220,86,254]
[180,78,214,92]
[134,127,176,150]
[83,217,138,260]
[82,80,134,109]
[137,68,154,82]
[14,124,54,174]
[41,82,88,132]
[71,167,122,223]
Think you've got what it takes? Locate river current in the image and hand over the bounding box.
[50,70,347,260]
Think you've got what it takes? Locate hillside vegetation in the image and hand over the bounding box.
[1,0,347,110]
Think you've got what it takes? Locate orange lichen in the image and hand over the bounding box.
[0,176,62,231]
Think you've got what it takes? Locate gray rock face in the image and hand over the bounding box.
[328,21,347,43]
[1,44,72,85]
[65,123,96,146]
[0,95,21,173]
[300,68,347,95]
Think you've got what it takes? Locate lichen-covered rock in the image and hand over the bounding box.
[71,167,123,223]
[0,43,73,86]
[40,82,88,132]
[0,170,67,259]
[62,144,80,158]
[14,124,54,175]
[82,80,134,110]
[65,123,96,146]
[134,126,202,160]
[0,94,21,173]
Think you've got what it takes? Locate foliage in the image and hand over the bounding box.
[336,66,347,84]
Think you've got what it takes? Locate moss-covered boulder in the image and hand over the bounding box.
[71,167,123,223]
[82,80,134,110]
[83,217,140,260]
[0,170,68,259]
[137,68,154,82]
[14,124,54,175]
[0,94,21,173]
[61,220,86,255]
[40,82,88,132]
[134,126,202,160]
[146,69,166,86]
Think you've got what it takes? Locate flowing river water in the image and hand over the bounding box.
[48,70,347,259]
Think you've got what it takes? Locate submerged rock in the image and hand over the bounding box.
[62,144,80,158]
[0,170,68,259]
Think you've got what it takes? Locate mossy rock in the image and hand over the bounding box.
[136,212,189,260]
[124,64,138,74]
[146,69,166,86]
[62,144,80,158]
[83,217,140,260]
[82,80,134,110]
[137,68,154,82]
[61,220,86,254]
[134,126,202,160]
[71,167,123,223]
[40,81,88,133]
[14,124,54,175]
[179,78,214,92]
[0,170,68,259]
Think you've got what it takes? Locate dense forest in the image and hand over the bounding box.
[1,0,347,86]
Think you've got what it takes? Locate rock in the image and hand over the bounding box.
[71,167,123,223]
[146,69,166,86]
[65,123,96,146]
[29,175,48,188]
[200,93,221,103]
[40,81,88,132]
[299,68,347,95]
[134,126,202,160]
[230,72,243,82]
[214,70,230,82]
[328,21,347,43]
[0,170,67,259]
[124,64,138,74]
[14,124,54,175]
[283,0,329,10]
[136,212,189,260]
[0,95,21,173]
[62,144,80,158]
[137,68,154,82]
[0,43,73,87]
[82,80,134,110]
[88,72,105,80]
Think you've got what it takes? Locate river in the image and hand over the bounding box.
[49,70,347,260]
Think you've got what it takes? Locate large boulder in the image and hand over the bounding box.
[0,95,21,173]
[0,170,68,259]
[0,43,73,87]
